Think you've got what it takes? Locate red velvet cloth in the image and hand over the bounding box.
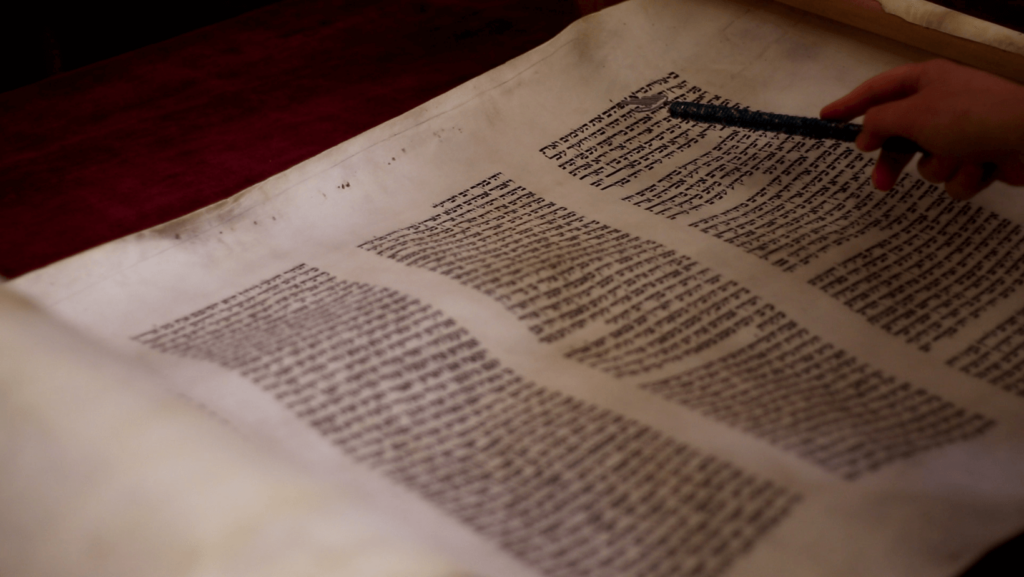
[0,0,580,278]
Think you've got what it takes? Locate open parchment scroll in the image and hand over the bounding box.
[6,0,1024,575]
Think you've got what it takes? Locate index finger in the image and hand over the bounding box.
[820,62,926,121]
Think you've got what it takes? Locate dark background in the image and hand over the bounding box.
[1,1,282,93]
[930,0,1024,33]
[3,1,1024,95]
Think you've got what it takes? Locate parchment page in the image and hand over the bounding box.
[11,0,1024,576]
[0,290,466,577]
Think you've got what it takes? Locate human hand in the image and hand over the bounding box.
[820,59,1024,199]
